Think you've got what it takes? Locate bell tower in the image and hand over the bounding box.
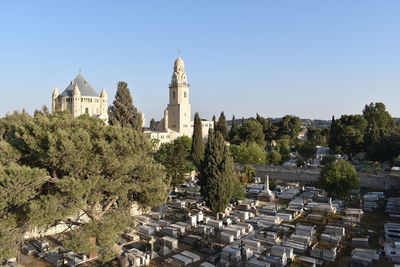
[166,56,192,135]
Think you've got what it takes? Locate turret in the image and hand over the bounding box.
[72,84,81,116]
[52,87,59,98]
[73,83,81,97]
[171,56,188,86]
[164,109,169,130]
[99,88,107,115]
[52,87,59,113]
[100,88,107,98]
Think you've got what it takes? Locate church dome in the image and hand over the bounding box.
[174,56,185,72]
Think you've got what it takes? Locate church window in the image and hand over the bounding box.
[85,108,89,114]
[184,92,187,98]
[173,91,176,98]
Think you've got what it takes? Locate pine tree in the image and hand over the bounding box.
[216,111,228,140]
[229,115,239,141]
[108,81,142,131]
[0,111,168,261]
[199,129,235,215]
[191,112,204,168]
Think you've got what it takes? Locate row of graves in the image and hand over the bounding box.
[348,191,400,267]
[216,180,349,267]
[117,178,397,267]
[384,197,400,265]
[248,178,392,267]
[5,238,97,267]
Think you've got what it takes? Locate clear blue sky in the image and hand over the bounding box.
[1,1,399,122]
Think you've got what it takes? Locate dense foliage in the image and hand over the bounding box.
[216,112,228,140]
[191,113,204,169]
[329,102,400,163]
[108,81,142,131]
[320,160,359,198]
[230,143,266,165]
[296,140,317,160]
[199,130,237,214]
[0,112,168,261]
[243,165,256,183]
[155,136,194,188]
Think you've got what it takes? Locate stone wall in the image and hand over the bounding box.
[236,165,400,191]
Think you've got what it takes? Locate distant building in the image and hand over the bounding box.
[52,72,108,122]
[145,56,213,144]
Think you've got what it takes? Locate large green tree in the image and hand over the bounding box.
[191,113,204,169]
[239,120,265,146]
[266,150,282,165]
[155,136,194,188]
[296,140,317,160]
[307,126,328,146]
[216,112,229,140]
[0,164,49,261]
[108,81,142,131]
[229,115,240,143]
[363,102,397,148]
[230,142,266,165]
[276,115,302,140]
[328,115,368,157]
[0,112,168,261]
[320,160,359,198]
[367,134,400,163]
[199,130,236,215]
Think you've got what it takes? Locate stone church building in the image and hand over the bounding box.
[52,72,109,122]
[145,56,214,144]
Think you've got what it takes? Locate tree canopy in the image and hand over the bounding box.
[307,126,328,146]
[199,130,236,215]
[155,136,194,188]
[216,112,228,140]
[230,143,266,165]
[239,120,265,146]
[108,81,142,131]
[296,140,317,160]
[191,112,204,169]
[320,160,359,198]
[328,115,368,157]
[0,112,168,261]
[229,115,240,143]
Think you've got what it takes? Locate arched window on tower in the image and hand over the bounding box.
[184,92,187,98]
[173,91,176,99]
[85,108,89,114]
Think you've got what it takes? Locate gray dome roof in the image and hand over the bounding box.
[60,73,99,97]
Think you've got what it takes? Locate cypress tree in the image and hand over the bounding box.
[229,115,239,141]
[216,111,229,140]
[328,116,337,151]
[108,81,142,131]
[149,118,156,131]
[212,115,216,128]
[191,112,204,168]
[199,129,235,215]
[242,117,245,126]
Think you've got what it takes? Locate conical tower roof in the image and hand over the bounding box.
[60,72,99,97]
